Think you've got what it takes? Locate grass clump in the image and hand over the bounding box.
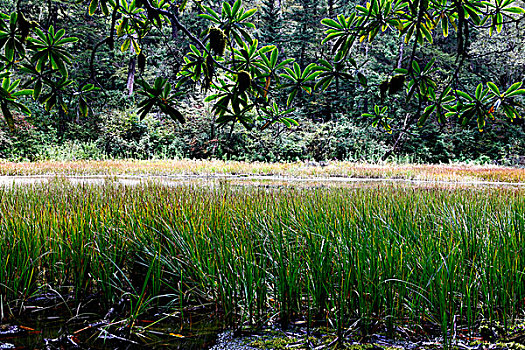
[2,180,525,348]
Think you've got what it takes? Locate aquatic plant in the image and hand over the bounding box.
[2,180,525,348]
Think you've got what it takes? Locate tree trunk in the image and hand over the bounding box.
[47,0,58,28]
[397,38,404,69]
[127,56,136,96]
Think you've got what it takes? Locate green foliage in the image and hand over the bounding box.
[280,62,319,106]
[258,0,282,45]
[137,77,185,123]
[323,0,525,129]
[0,77,32,131]
[0,0,522,162]
[28,25,78,77]
[363,105,392,133]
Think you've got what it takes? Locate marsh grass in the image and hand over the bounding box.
[2,180,525,347]
[1,159,525,183]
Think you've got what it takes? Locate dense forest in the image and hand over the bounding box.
[0,0,524,163]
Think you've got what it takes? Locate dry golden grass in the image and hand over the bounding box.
[0,159,524,182]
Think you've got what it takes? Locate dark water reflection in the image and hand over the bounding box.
[1,301,228,349]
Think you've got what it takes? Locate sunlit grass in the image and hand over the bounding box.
[1,180,525,348]
[0,159,524,183]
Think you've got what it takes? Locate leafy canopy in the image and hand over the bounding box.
[322,0,525,131]
[0,0,523,133]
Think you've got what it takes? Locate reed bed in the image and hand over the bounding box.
[1,180,525,346]
[0,159,524,183]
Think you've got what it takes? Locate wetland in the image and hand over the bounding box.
[2,167,525,349]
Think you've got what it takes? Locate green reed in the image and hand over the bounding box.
[1,180,525,345]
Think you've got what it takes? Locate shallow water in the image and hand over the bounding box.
[1,174,524,189]
[1,311,234,349]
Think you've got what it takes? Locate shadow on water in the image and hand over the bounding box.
[0,295,230,349]
[1,316,226,349]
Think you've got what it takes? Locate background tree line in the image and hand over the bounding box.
[0,0,523,164]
